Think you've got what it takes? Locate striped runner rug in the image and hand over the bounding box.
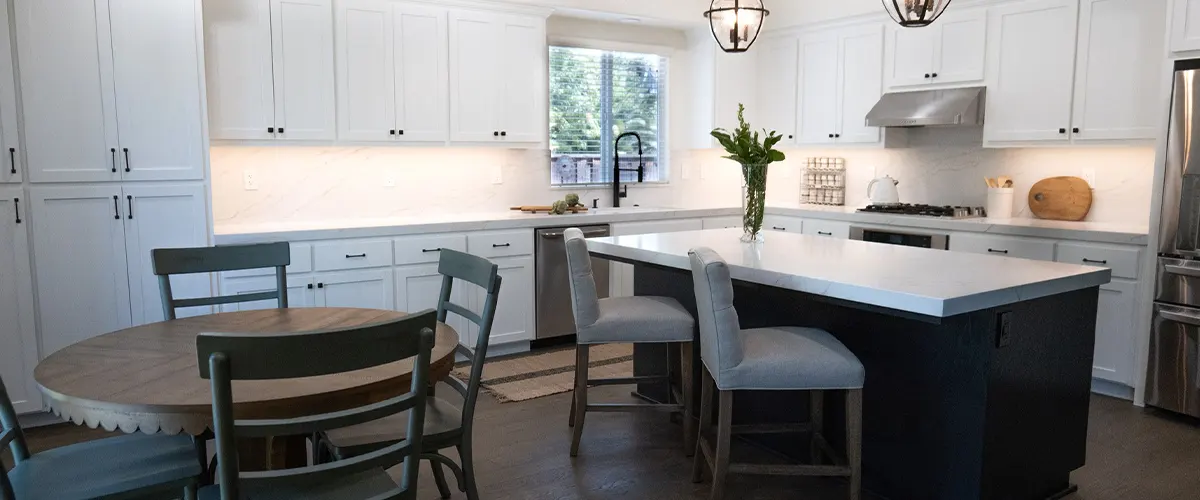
[452,344,633,403]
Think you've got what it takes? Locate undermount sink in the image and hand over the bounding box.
[589,206,666,215]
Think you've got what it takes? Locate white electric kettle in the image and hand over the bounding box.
[867,175,901,205]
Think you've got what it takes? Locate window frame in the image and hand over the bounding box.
[547,39,672,187]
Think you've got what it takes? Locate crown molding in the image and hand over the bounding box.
[401,0,555,18]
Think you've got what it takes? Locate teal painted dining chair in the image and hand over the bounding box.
[0,374,203,500]
[152,242,291,320]
[197,310,437,500]
[318,249,501,500]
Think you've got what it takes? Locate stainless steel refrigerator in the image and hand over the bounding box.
[1150,58,1200,418]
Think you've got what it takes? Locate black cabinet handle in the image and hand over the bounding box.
[398,130,404,135]
[1082,258,1108,265]
[317,282,324,289]
[931,72,938,78]
[112,195,120,220]
[818,231,833,236]
[8,148,14,175]
[500,131,507,137]
[268,127,275,134]
[123,148,130,172]
[772,226,786,231]
[834,134,841,138]
[987,248,1009,254]
[110,148,117,173]
[390,129,396,135]
[307,283,314,289]
[492,243,511,248]
[1059,128,1067,134]
[126,195,133,220]
[1073,127,1080,133]
[828,133,834,138]
[421,248,441,253]
[278,127,284,133]
[13,198,20,224]
[924,73,931,78]
[493,131,499,137]
[345,253,367,259]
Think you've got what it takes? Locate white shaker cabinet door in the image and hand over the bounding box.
[498,15,546,144]
[15,0,120,182]
[394,4,449,142]
[317,269,395,310]
[109,0,205,181]
[469,256,533,347]
[30,186,132,357]
[122,184,210,325]
[886,25,935,88]
[204,0,276,141]
[1172,0,1200,52]
[983,0,1078,144]
[796,31,840,145]
[755,36,799,143]
[394,264,468,345]
[837,24,884,144]
[1070,0,1167,143]
[0,2,20,183]
[0,189,40,413]
[271,0,337,140]
[449,10,501,143]
[932,9,987,85]
[220,275,317,312]
[1093,279,1138,385]
[336,0,397,142]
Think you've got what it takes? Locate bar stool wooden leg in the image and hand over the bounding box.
[570,344,590,457]
[711,389,733,500]
[810,390,824,465]
[692,369,713,483]
[681,342,695,456]
[846,389,863,500]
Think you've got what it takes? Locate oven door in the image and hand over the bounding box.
[1147,304,1200,418]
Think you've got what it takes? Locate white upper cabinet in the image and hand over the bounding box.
[886,8,986,89]
[0,188,40,413]
[109,0,205,182]
[206,0,335,141]
[15,0,120,183]
[16,0,204,182]
[0,3,20,184]
[1172,0,1200,52]
[122,184,210,325]
[1070,0,1168,143]
[335,0,448,142]
[393,4,449,142]
[984,0,1079,144]
[449,10,545,144]
[796,23,884,146]
[204,0,275,141]
[754,36,799,143]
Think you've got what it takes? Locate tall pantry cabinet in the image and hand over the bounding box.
[4,0,213,413]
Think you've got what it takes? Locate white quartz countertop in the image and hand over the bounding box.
[585,228,1112,318]
[213,204,1149,246]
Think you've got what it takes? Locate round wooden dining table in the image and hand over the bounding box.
[33,307,460,468]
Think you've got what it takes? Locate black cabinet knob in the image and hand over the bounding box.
[834,134,841,138]
[1072,127,1080,133]
[788,134,794,139]
[500,131,507,137]
[278,127,284,133]
[931,72,938,78]
[317,283,324,289]
[493,131,499,137]
[307,283,314,289]
[389,129,396,135]
[1059,128,1067,134]
[924,73,931,78]
[828,134,834,138]
[268,127,275,133]
[399,130,404,135]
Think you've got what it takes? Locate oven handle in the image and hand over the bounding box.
[1160,308,1200,327]
[540,230,609,240]
[1164,264,1200,278]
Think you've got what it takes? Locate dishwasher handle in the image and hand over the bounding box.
[540,229,609,239]
[1160,308,1200,327]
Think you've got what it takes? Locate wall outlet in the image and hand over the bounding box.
[243,170,258,191]
[491,165,503,184]
[1081,167,1097,187]
[383,173,396,188]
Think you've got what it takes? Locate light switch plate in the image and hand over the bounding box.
[1081,168,1097,187]
[681,162,694,180]
[243,170,258,191]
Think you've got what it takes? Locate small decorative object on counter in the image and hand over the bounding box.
[711,103,786,243]
[801,157,846,206]
[565,193,580,208]
[550,200,569,215]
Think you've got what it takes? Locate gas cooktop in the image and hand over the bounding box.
[858,204,984,219]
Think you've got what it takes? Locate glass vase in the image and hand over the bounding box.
[740,163,768,243]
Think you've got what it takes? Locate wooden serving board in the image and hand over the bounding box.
[1028,176,1092,221]
[510,205,589,214]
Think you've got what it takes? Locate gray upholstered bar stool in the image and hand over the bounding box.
[563,228,697,457]
[688,247,865,500]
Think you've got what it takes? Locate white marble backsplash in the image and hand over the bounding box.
[211,128,1156,227]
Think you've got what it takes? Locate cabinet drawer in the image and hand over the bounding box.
[1056,242,1140,279]
[802,219,850,238]
[313,239,393,271]
[221,243,312,278]
[394,234,468,266]
[468,230,533,258]
[949,233,1055,261]
[763,215,803,233]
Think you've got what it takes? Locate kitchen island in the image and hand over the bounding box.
[586,228,1112,500]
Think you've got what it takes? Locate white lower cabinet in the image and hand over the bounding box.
[395,263,468,345]
[316,269,394,309]
[763,215,803,234]
[221,274,317,312]
[948,233,1056,261]
[801,219,851,239]
[610,219,704,297]
[1092,279,1137,385]
[702,216,743,230]
[467,255,533,348]
[0,188,40,413]
[123,185,211,323]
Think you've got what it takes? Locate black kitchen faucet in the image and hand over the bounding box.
[612,132,644,208]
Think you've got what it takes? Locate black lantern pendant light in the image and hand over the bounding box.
[704,0,770,53]
[882,0,953,27]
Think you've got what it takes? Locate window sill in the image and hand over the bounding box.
[549,181,670,189]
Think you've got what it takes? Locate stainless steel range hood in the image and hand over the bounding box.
[865,87,986,127]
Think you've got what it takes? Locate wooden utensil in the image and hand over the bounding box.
[998,176,1012,188]
[1028,176,1092,221]
[510,205,589,214]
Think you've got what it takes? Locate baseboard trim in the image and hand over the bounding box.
[1091,378,1135,401]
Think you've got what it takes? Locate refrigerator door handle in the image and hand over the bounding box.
[1165,264,1200,278]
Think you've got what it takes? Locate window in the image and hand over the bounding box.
[549,46,667,186]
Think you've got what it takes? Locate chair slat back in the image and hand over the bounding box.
[434,249,501,432]
[0,376,29,465]
[200,312,435,500]
[153,243,291,320]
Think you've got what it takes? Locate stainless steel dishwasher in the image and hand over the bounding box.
[535,225,610,340]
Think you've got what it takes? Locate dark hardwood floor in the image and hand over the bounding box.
[5,389,1200,499]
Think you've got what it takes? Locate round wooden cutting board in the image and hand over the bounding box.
[1028,176,1092,221]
